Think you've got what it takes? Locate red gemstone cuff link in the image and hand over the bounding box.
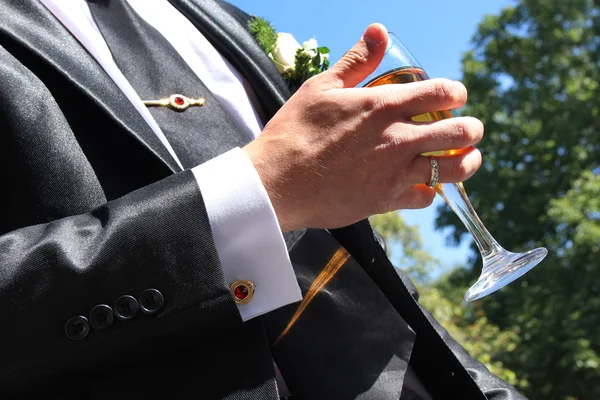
[143,94,205,112]
[230,280,256,305]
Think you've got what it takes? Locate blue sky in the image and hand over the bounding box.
[230,0,513,268]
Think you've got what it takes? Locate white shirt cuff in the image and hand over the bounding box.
[192,148,302,321]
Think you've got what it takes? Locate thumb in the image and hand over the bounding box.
[322,23,388,89]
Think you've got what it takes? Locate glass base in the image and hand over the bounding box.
[464,247,548,302]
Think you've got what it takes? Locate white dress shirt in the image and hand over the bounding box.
[40,0,302,322]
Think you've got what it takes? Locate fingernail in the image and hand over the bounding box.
[362,24,385,45]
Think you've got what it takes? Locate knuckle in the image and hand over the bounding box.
[383,129,412,153]
[377,86,397,112]
[434,79,457,103]
[454,120,470,143]
[432,79,467,106]
[454,117,483,145]
[341,48,369,71]
[374,86,408,114]
[448,150,482,182]
[300,75,319,89]
[362,92,382,114]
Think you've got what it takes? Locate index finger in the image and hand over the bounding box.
[363,78,468,119]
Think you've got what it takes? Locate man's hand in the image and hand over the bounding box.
[244,24,483,232]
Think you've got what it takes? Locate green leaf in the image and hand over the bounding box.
[311,54,321,68]
[250,17,331,84]
[247,17,277,54]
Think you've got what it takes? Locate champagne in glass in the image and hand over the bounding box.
[363,35,547,302]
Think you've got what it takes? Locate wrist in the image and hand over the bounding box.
[243,140,303,233]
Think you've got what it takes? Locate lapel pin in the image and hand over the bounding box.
[143,94,205,112]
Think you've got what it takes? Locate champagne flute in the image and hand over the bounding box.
[363,33,547,302]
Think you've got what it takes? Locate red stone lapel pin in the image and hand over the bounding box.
[143,94,205,112]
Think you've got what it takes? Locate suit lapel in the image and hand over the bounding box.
[0,0,286,175]
[168,0,292,122]
[0,0,180,173]
[331,220,487,399]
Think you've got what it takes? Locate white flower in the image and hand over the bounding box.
[302,49,317,58]
[301,38,319,58]
[302,38,319,50]
[272,32,301,74]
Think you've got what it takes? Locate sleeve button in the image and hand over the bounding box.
[114,295,139,321]
[89,304,114,330]
[139,288,164,314]
[65,316,91,341]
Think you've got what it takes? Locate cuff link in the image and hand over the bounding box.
[230,280,256,305]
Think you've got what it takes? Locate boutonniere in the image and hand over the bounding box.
[248,17,331,89]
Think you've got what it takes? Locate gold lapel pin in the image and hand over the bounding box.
[143,94,205,112]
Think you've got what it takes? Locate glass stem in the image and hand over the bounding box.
[436,183,503,263]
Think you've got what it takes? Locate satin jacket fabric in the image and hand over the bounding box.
[0,0,525,398]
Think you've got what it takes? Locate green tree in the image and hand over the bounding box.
[370,212,438,283]
[437,1,600,398]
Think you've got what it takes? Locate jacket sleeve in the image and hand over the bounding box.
[0,170,243,390]
[0,47,242,391]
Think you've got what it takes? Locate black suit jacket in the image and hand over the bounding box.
[0,0,524,399]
